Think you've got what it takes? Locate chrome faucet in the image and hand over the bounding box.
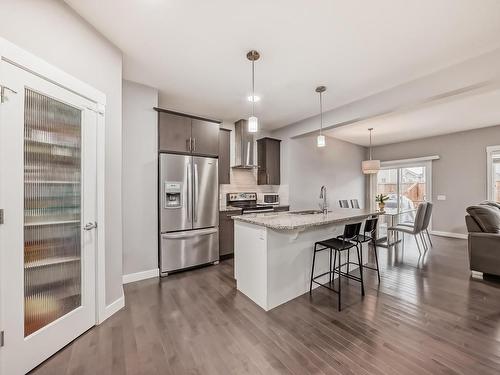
[319,185,328,214]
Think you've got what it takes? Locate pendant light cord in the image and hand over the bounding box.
[369,128,373,160]
[252,60,255,116]
[319,91,323,135]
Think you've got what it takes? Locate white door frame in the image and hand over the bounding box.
[0,38,108,339]
[486,145,500,201]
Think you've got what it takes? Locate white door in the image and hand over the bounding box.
[0,59,97,374]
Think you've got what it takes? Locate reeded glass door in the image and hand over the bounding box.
[24,89,83,336]
[1,58,98,375]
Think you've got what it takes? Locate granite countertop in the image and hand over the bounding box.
[232,209,382,230]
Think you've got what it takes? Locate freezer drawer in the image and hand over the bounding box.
[160,228,219,275]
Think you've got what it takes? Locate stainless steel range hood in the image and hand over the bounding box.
[233,119,257,169]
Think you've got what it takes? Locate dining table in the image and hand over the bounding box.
[376,207,417,247]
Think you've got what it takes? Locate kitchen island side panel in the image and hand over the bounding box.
[234,221,269,309]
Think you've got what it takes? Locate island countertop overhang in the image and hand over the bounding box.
[232,209,383,231]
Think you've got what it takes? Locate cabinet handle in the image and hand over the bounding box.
[267,173,270,185]
[192,138,196,152]
[186,138,191,152]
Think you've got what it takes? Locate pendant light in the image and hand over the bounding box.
[362,128,381,174]
[247,50,260,133]
[316,86,326,147]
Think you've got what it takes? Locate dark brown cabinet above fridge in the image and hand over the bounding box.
[257,137,281,185]
[155,108,220,157]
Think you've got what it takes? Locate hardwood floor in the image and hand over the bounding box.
[30,236,500,375]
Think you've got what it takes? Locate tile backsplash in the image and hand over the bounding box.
[219,168,289,209]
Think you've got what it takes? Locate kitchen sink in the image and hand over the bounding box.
[290,210,324,215]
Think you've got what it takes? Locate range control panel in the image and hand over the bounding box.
[227,192,257,202]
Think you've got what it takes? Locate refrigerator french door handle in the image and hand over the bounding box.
[186,163,191,220]
[194,163,199,222]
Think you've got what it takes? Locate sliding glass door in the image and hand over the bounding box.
[374,161,431,242]
[376,166,428,212]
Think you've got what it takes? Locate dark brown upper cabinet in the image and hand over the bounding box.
[158,112,192,153]
[191,119,219,156]
[156,108,220,157]
[218,128,231,184]
[257,137,281,185]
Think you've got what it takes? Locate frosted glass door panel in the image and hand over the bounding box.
[24,89,82,336]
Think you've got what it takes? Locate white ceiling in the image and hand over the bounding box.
[65,0,500,130]
[325,88,500,146]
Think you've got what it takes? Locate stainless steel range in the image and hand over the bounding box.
[227,193,274,214]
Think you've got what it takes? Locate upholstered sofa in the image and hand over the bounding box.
[465,201,500,276]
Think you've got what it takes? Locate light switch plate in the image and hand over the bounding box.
[437,195,446,201]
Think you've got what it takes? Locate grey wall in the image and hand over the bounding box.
[0,0,124,305]
[372,125,500,235]
[122,81,159,276]
[279,134,366,210]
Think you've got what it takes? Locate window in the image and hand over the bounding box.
[487,146,500,202]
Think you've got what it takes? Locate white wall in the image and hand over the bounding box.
[122,80,159,276]
[0,0,124,305]
[280,134,366,210]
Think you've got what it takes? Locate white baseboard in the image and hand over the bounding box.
[122,268,159,284]
[99,294,125,324]
[430,230,468,240]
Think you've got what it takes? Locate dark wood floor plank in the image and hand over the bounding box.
[30,235,500,375]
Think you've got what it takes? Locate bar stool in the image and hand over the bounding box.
[353,218,380,283]
[309,222,364,311]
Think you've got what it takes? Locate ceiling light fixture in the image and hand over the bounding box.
[247,95,260,102]
[247,50,260,133]
[362,128,381,174]
[316,86,326,147]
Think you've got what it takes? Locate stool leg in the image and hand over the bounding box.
[337,250,341,311]
[329,249,332,284]
[333,248,337,284]
[347,250,350,275]
[356,244,365,296]
[372,240,380,283]
[310,244,317,294]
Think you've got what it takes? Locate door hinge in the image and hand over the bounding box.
[0,209,4,224]
[0,331,4,347]
[0,85,18,103]
[86,106,105,116]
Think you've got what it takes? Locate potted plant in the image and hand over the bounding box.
[375,194,389,210]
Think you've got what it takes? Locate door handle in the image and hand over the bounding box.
[83,222,97,231]
[187,163,191,220]
[194,163,199,221]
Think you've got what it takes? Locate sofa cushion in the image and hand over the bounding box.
[466,205,500,233]
[480,201,500,210]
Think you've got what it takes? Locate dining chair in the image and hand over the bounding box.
[339,200,349,208]
[350,199,360,209]
[388,202,428,254]
[399,202,433,248]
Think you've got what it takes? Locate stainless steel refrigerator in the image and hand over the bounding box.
[159,153,219,275]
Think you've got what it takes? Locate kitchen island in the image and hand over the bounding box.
[232,209,382,311]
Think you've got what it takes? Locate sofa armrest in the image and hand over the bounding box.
[468,232,500,275]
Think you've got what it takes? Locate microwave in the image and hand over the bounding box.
[262,193,280,205]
